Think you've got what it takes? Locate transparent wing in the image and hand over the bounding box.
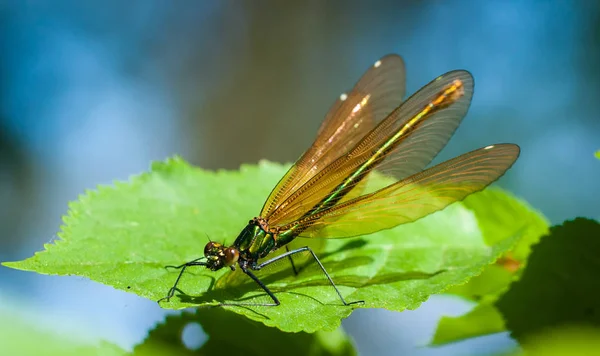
[285,144,519,238]
[260,54,406,217]
[266,70,474,227]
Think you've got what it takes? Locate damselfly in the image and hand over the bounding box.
[159,54,520,306]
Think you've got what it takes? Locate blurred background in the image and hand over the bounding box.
[1,1,599,355]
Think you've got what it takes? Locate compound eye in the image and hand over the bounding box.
[223,247,239,266]
[204,241,220,257]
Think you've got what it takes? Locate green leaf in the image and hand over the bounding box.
[595,150,600,160]
[462,188,549,261]
[496,218,600,343]
[432,302,506,346]
[0,308,125,356]
[3,157,520,332]
[509,325,600,356]
[134,308,356,356]
[431,188,549,345]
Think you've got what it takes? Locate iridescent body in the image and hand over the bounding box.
[160,54,520,306]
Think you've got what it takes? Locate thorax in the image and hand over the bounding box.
[233,217,297,261]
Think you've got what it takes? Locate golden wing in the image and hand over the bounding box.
[266,70,474,227]
[289,144,520,238]
[260,55,406,218]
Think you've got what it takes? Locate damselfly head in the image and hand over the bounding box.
[203,241,240,271]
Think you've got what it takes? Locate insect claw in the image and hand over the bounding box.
[157,295,170,303]
[347,299,365,306]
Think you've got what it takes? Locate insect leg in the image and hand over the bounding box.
[215,263,280,307]
[219,266,281,307]
[285,245,299,276]
[254,246,364,306]
[157,257,206,303]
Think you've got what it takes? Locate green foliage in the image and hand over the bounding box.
[134,308,356,356]
[3,158,520,333]
[433,298,507,346]
[433,217,600,353]
[431,189,549,345]
[496,218,600,343]
[507,325,600,356]
[0,309,125,356]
